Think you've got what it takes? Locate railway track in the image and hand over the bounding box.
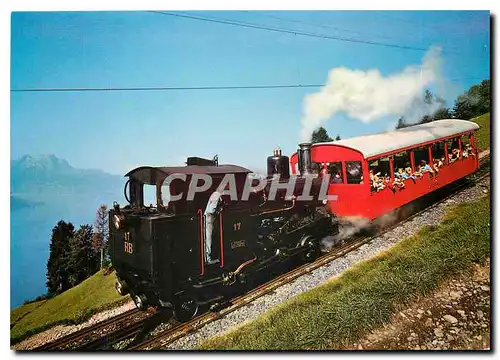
[34,307,155,351]
[130,155,490,350]
[33,154,490,351]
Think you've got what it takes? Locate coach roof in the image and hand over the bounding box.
[312,119,479,159]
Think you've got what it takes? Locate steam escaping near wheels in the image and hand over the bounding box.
[320,216,372,252]
[320,235,343,252]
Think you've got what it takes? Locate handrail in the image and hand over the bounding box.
[219,211,224,268]
[198,209,204,276]
[252,198,296,216]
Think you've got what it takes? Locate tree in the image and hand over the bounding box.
[46,220,75,294]
[310,127,333,143]
[335,134,341,141]
[433,107,452,120]
[478,78,490,113]
[452,78,490,119]
[93,204,109,268]
[452,95,475,120]
[67,224,99,287]
[396,116,407,129]
[423,89,433,105]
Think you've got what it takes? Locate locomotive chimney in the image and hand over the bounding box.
[298,142,312,176]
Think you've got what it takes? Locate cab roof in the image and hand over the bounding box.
[125,165,252,185]
[312,119,479,159]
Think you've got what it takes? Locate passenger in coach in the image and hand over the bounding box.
[397,168,408,180]
[450,148,460,162]
[404,166,417,181]
[320,163,328,177]
[463,144,475,158]
[432,158,441,173]
[332,172,343,184]
[330,166,343,184]
[369,170,385,192]
[392,174,405,189]
[466,144,476,157]
[414,165,424,178]
[419,160,435,176]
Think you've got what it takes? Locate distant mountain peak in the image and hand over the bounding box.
[14,154,72,172]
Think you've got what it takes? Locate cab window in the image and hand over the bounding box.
[143,185,157,207]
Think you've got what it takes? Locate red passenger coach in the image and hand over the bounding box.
[290,120,480,220]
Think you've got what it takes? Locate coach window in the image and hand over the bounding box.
[413,146,430,168]
[431,142,446,164]
[447,138,460,163]
[393,151,411,174]
[368,157,390,192]
[369,157,391,178]
[328,162,343,183]
[461,133,475,159]
[346,161,363,184]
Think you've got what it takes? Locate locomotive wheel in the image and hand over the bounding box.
[173,294,199,323]
[133,293,148,311]
[115,280,129,296]
[299,235,320,263]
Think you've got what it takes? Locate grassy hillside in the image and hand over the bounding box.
[472,113,490,151]
[11,270,127,344]
[200,196,491,350]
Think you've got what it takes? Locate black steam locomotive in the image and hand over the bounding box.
[109,143,337,321]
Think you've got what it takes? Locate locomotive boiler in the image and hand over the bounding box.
[109,143,337,321]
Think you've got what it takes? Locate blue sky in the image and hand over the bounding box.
[11,11,490,175]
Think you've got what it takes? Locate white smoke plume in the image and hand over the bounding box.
[300,46,444,142]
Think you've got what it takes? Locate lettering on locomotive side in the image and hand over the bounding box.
[233,222,242,231]
[124,241,134,254]
[230,239,246,249]
[124,232,133,254]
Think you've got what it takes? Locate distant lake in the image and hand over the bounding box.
[10,192,121,308]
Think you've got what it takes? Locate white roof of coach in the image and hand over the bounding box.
[313,119,479,159]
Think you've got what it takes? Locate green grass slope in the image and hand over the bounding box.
[11,270,128,344]
[200,196,491,350]
[472,113,490,151]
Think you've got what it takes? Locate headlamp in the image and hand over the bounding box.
[113,214,124,230]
